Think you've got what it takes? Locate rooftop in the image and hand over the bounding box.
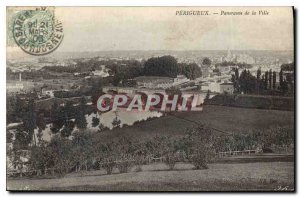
[220,82,234,85]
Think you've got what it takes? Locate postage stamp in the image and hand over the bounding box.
[10,7,63,56]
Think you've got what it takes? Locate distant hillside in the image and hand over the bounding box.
[205,94,294,111]
[94,105,294,141]
[7,50,294,61]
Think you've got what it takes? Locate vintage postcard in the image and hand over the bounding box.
[6,7,294,191]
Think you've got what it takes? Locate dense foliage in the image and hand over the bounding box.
[231,62,294,96]
[143,56,202,79]
[9,124,294,177]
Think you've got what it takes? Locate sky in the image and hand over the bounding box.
[7,7,294,53]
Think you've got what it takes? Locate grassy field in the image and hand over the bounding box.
[7,162,294,191]
[206,94,294,111]
[96,105,294,141]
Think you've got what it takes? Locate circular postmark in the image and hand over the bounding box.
[12,9,63,56]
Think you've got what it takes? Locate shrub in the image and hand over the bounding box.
[182,126,216,170]
[92,117,100,127]
[102,158,115,175]
[133,155,147,172]
[165,153,176,170]
[134,166,143,172]
[116,159,133,173]
[188,151,209,170]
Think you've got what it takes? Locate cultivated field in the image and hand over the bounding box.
[7,162,294,191]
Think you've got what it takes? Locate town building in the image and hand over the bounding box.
[219,83,234,93]
[135,76,174,89]
[174,75,190,84]
[200,82,220,93]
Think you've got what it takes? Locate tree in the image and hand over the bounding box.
[256,68,261,80]
[90,77,103,91]
[14,96,25,121]
[98,123,106,132]
[47,135,73,174]
[36,113,46,131]
[61,120,75,138]
[162,138,178,170]
[239,70,256,94]
[112,72,122,86]
[51,120,64,134]
[143,56,179,78]
[272,71,276,90]
[109,62,143,87]
[268,69,272,89]
[22,99,37,146]
[13,127,31,150]
[53,101,76,137]
[30,144,52,175]
[202,57,212,66]
[91,90,103,105]
[285,71,294,95]
[114,138,135,173]
[112,112,121,128]
[75,97,87,130]
[71,131,93,172]
[50,101,64,134]
[281,62,294,71]
[92,117,100,127]
[235,68,239,79]
[261,74,265,89]
[179,63,202,80]
[101,142,116,174]
[205,90,210,102]
[182,126,215,169]
[62,101,74,119]
[264,71,269,90]
[142,56,203,79]
[281,80,289,95]
[36,113,46,145]
[256,68,262,94]
[231,68,239,93]
[279,69,289,94]
[10,126,31,175]
[279,69,284,88]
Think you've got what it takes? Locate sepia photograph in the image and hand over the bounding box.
[6,6,295,191]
